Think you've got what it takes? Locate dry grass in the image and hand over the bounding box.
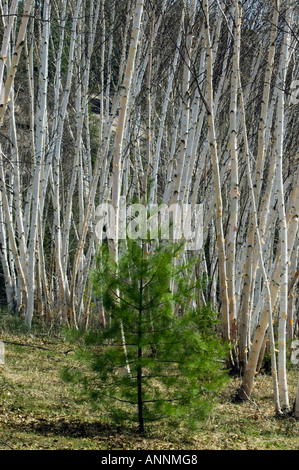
[0,329,298,450]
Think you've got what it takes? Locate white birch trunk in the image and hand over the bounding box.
[275,0,292,412]
[26,0,50,328]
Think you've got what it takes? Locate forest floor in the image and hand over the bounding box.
[0,323,299,450]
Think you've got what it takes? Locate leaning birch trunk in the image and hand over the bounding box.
[203,0,230,342]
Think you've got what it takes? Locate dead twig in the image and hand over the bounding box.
[0,437,15,450]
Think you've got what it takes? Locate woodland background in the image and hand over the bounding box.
[0,0,299,433]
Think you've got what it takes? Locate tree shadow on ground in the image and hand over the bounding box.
[10,417,125,439]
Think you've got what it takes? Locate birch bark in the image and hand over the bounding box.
[26,0,50,328]
[203,0,230,342]
[275,0,292,412]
